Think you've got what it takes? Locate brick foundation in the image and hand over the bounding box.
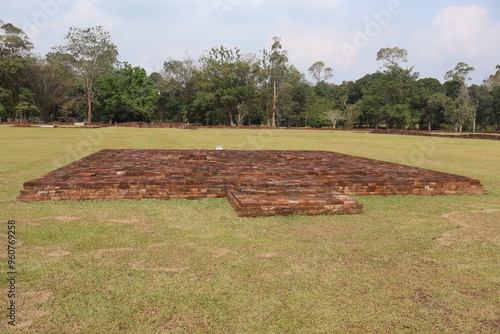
[17,150,486,217]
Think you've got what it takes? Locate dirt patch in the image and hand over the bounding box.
[16,290,53,328]
[211,248,231,258]
[93,248,137,260]
[129,261,189,273]
[148,267,189,273]
[38,216,79,222]
[47,250,71,257]
[256,253,280,258]
[105,219,141,224]
[438,209,500,246]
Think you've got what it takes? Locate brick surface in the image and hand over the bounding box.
[16,149,486,216]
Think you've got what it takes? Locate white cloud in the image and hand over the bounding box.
[413,5,500,59]
[274,14,352,75]
[61,0,119,28]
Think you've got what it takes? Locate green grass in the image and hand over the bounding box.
[1,125,499,333]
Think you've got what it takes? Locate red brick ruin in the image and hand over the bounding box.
[17,149,486,217]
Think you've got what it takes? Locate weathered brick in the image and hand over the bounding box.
[16,149,487,216]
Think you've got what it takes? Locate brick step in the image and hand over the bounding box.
[227,188,363,217]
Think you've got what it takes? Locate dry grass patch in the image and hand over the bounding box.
[438,209,500,247]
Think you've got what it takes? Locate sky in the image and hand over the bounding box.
[2,0,499,85]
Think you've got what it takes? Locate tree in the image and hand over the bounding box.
[483,65,500,90]
[361,47,420,129]
[161,56,199,123]
[261,37,293,127]
[305,96,330,127]
[443,62,475,131]
[26,57,74,122]
[444,85,474,131]
[489,86,500,130]
[51,26,118,124]
[0,23,35,121]
[444,62,475,84]
[346,72,385,105]
[376,47,409,74]
[416,78,445,130]
[323,110,345,128]
[196,46,260,126]
[344,102,361,128]
[426,92,453,129]
[468,84,491,132]
[96,63,158,123]
[0,23,33,58]
[308,61,333,83]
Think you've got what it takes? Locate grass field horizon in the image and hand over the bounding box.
[1,125,499,333]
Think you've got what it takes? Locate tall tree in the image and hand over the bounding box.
[490,86,500,131]
[27,57,73,122]
[483,65,500,90]
[444,62,475,84]
[308,61,333,83]
[376,47,409,73]
[0,23,35,121]
[444,84,474,131]
[196,46,259,126]
[161,56,198,122]
[365,47,420,128]
[444,62,475,130]
[468,84,491,132]
[426,92,453,130]
[261,37,292,127]
[416,78,445,130]
[51,26,118,124]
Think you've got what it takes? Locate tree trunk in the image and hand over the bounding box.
[227,108,234,127]
[473,108,477,132]
[87,88,92,124]
[272,80,277,128]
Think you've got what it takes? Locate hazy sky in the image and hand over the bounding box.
[2,0,499,84]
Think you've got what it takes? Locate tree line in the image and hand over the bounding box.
[1,23,499,131]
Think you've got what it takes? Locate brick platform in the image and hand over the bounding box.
[17,150,486,217]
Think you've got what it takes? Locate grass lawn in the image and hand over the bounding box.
[1,125,499,333]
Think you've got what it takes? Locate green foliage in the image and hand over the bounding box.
[305,96,330,127]
[96,63,158,123]
[261,37,296,127]
[0,27,499,131]
[415,78,446,130]
[195,46,261,126]
[51,26,118,123]
[443,85,474,131]
[445,62,475,84]
[376,47,409,73]
[26,58,74,122]
[0,23,33,58]
[357,68,420,129]
[160,56,198,123]
[489,86,500,130]
[0,23,36,121]
[308,61,333,83]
